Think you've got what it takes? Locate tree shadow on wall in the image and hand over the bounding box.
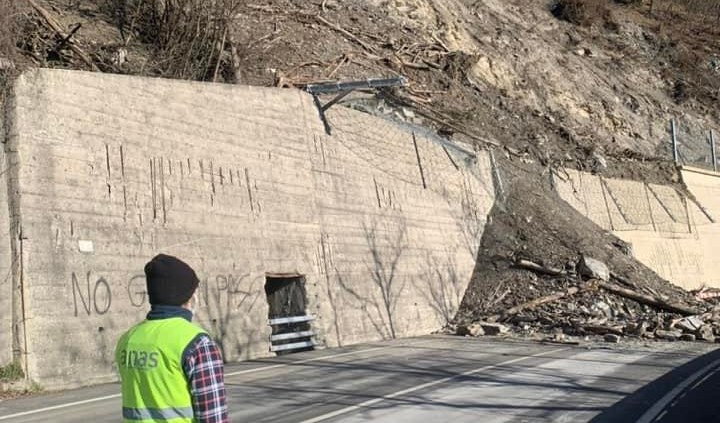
[422,171,490,325]
[336,217,408,340]
[414,251,465,326]
[452,176,488,259]
[202,275,263,361]
[319,233,344,347]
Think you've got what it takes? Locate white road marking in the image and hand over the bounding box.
[0,344,394,421]
[0,394,121,421]
[298,347,569,423]
[689,367,720,391]
[636,358,720,423]
[225,346,391,376]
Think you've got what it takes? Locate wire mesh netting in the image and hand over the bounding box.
[667,119,719,172]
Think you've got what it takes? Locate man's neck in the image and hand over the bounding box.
[147,304,193,322]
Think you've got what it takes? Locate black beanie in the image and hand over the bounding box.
[145,254,199,306]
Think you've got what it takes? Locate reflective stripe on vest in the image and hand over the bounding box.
[122,406,195,420]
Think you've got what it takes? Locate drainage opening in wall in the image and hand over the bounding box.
[264,273,316,355]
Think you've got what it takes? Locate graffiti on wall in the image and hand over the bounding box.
[71,272,113,316]
[71,271,256,317]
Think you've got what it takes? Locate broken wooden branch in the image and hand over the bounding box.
[28,0,99,71]
[249,28,282,49]
[287,60,330,76]
[694,287,720,301]
[609,271,637,289]
[400,60,430,70]
[431,32,451,53]
[487,289,511,309]
[247,4,279,13]
[327,54,350,78]
[381,92,516,154]
[213,28,228,83]
[487,286,582,322]
[422,59,442,69]
[316,15,377,54]
[55,22,82,52]
[596,281,698,316]
[512,260,697,315]
[514,259,566,276]
[505,287,580,316]
[406,88,448,96]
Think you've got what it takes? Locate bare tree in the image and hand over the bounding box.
[105,0,243,80]
[0,0,17,66]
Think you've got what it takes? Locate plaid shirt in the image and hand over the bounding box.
[182,334,229,423]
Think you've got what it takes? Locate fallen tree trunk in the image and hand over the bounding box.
[487,286,581,322]
[596,281,699,316]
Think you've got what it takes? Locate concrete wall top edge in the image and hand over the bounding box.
[20,68,312,99]
[682,166,720,179]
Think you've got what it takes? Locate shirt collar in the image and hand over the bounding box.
[147,304,193,322]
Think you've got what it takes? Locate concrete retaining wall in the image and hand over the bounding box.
[0,89,15,368]
[2,69,494,388]
[555,167,719,290]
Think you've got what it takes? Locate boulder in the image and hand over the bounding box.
[593,301,613,318]
[612,240,633,256]
[578,256,610,281]
[604,334,621,343]
[676,316,704,333]
[592,152,608,171]
[655,330,682,341]
[456,323,485,337]
[697,325,715,342]
[625,321,649,336]
[479,322,509,336]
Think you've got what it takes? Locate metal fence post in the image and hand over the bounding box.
[711,130,717,172]
[671,119,679,164]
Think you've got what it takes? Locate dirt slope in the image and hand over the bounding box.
[8,0,720,176]
[456,158,712,341]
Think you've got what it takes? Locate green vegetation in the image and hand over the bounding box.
[0,361,25,382]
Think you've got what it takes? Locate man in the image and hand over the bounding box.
[116,254,229,423]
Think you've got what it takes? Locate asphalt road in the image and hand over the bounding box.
[591,342,720,423]
[651,357,720,423]
[0,336,714,422]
